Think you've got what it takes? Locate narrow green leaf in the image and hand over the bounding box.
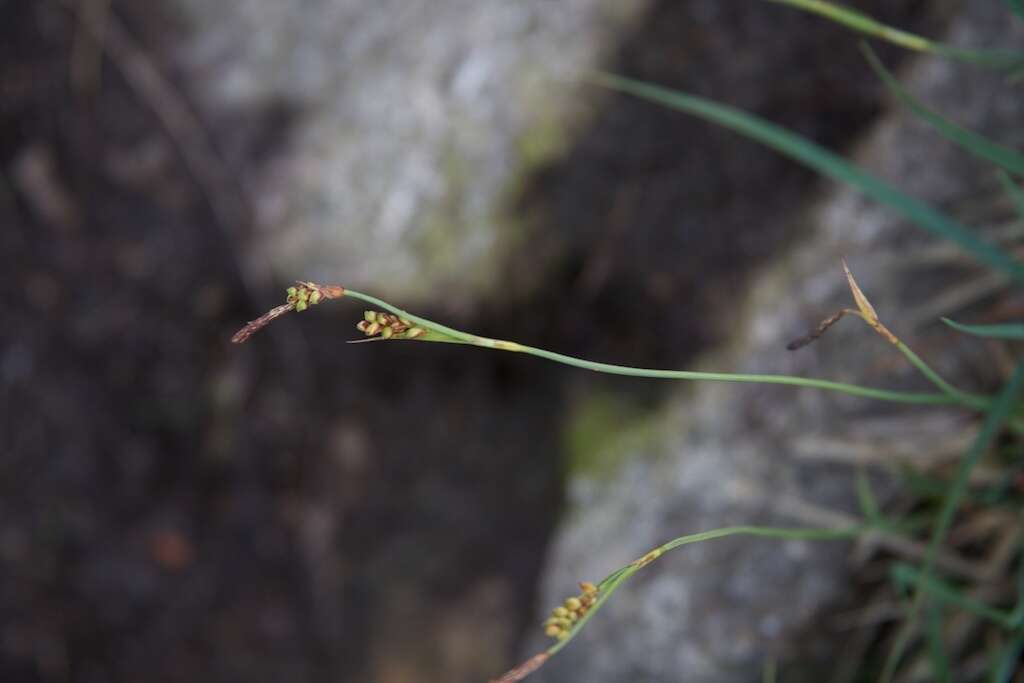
[1006,0,1024,20]
[588,73,1024,283]
[1010,538,1024,628]
[891,564,1013,627]
[855,468,882,522]
[884,362,1024,680]
[862,45,1024,178]
[998,170,1024,221]
[923,361,1024,577]
[991,632,1024,683]
[925,603,953,683]
[765,0,1024,68]
[941,317,1024,340]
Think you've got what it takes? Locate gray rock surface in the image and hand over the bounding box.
[528,3,1023,681]
[174,0,647,308]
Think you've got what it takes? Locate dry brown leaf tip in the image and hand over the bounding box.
[842,259,899,344]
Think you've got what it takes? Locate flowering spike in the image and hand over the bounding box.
[542,581,600,640]
[230,281,345,343]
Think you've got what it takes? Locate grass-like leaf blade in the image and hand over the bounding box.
[589,72,1024,283]
[941,317,1024,340]
[925,603,953,683]
[991,632,1024,683]
[892,564,1014,627]
[862,45,1024,178]
[923,360,1024,572]
[998,170,1024,220]
[766,0,1024,68]
[884,361,1024,679]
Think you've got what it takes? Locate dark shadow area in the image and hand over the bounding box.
[1,3,563,681]
[1,1,942,682]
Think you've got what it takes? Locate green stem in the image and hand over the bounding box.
[766,0,932,51]
[892,564,1015,628]
[342,289,974,408]
[545,523,868,656]
[763,0,1024,68]
[896,341,988,409]
[880,361,1024,682]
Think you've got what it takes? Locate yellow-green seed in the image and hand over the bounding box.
[381,326,393,339]
[364,310,377,323]
[552,606,568,618]
[309,290,322,305]
[286,286,297,297]
[406,327,425,339]
[295,300,308,313]
[580,582,597,594]
[544,624,561,638]
[366,322,380,336]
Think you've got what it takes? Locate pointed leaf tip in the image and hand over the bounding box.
[842,260,899,344]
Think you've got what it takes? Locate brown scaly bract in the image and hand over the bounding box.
[231,281,345,343]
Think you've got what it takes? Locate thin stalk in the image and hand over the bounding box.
[922,362,1024,588]
[895,341,988,409]
[1009,529,1024,628]
[893,564,1015,628]
[342,289,975,408]
[880,361,1024,683]
[767,0,932,51]
[991,631,1024,683]
[546,523,868,656]
[764,0,1024,68]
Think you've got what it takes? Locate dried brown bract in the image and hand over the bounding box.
[230,281,345,343]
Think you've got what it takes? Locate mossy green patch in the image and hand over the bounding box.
[563,391,658,479]
[515,113,570,170]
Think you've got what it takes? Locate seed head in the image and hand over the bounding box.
[232,282,345,343]
[353,310,429,341]
[541,581,599,640]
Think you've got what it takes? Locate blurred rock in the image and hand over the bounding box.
[173,0,648,309]
[529,3,1024,681]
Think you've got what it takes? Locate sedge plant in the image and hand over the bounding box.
[233,258,1021,681]
[234,4,1024,681]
